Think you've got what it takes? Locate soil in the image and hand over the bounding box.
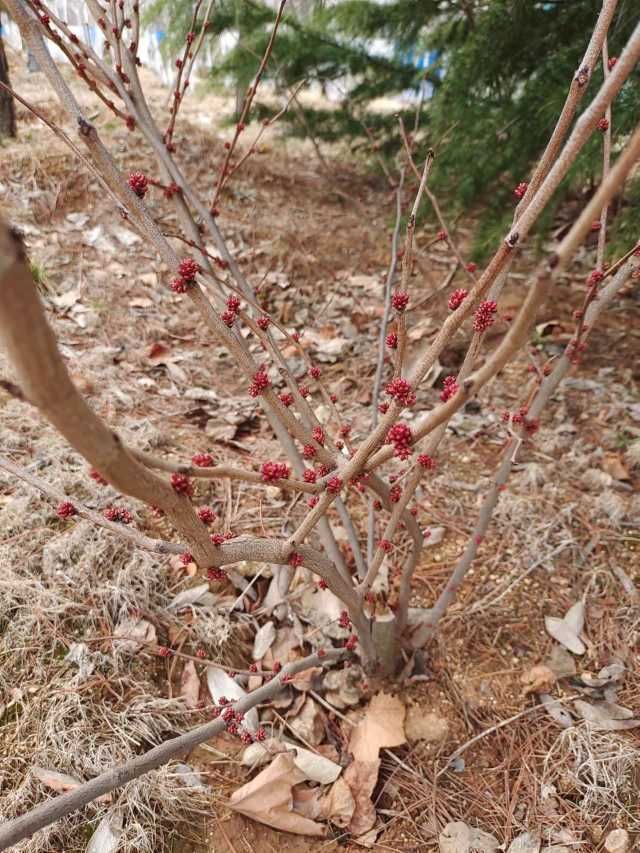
[1,52,639,853]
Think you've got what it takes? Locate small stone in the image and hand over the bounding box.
[604,829,630,853]
[405,707,449,743]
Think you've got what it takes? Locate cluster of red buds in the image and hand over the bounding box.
[465,262,477,273]
[197,506,216,524]
[391,291,409,312]
[303,468,317,483]
[171,472,193,497]
[278,391,294,407]
[89,468,108,485]
[103,506,133,524]
[307,495,319,508]
[386,422,413,460]
[440,375,459,402]
[590,220,601,232]
[312,426,325,446]
[308,365,321,379]
[249,364,271,397]
[288,552,304,568]
[437,229,447,241]
[180,552,194,565]
[170,258,201,294]
[339,610,352,629]
[597,117,609,132]
[158,645,174,658]
[298,384,311,398]
[385,377,416,407]
[260,461,290,482]
[587,269,604,286]
[317,579,328,590]
[418,453,436,470]
[257,315,270,330]
[385,332,398,349]
[448,288,468,311]
[378,539,393,553]
[207,566,227,581]
[473,300,498,332]
[389,484,402,503]
[56,501,77,519]
[501,406,539,434]
[326,476,343,495]
[608,56,617,70]
[514,181,528,199]
[221,293,242,328]
[192,452,214,467]
[302,444,316,460]
[128,171,148,198]
[344,634,358,651]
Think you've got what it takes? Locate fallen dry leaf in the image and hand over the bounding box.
[405,707,449,743]
[349,692,406,762]
[601,453,631,482]
[229,752,325,836]
[288,696,325,746]
[180,660,201,709]
[521,664,557,696]
[343,692,406,836]
[31,767,111,803]
[321,777,355,828]
[439,820,500,852]
[544,601,586,655]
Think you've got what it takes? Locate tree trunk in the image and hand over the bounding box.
[0,31,16,138]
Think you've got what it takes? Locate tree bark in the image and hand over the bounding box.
[0,30,16,138]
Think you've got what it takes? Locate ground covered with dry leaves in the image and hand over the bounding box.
[1,58,639,853]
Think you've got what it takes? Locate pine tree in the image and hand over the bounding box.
[150,0,640,256]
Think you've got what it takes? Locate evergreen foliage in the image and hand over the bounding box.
[150,0,640,257]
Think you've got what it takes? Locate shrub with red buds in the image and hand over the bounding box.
[260,460,290,482]
[171,472,193,497]
[385,332,398,349]
[391,290,409,312]
[440,375,459,402]
[197,506,216,524]
[385,377,416,406]
[326,476,343,495]
[597,117,609,132]
[514,181,528,199]
[386,422,413,460]
[192,452,214,467]
[473,300,498,332]
[448,288,468,311]
[248,364,270,397]
[288,552,304,568]
[128,171,148,198]
[56,501,77,519]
